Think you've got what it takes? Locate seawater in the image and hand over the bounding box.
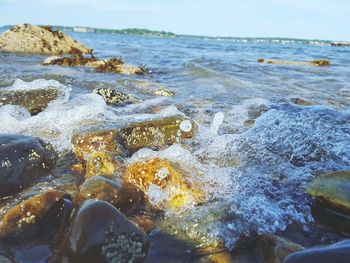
[1,30,350,252]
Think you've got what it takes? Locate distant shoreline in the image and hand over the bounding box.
[0,24,347,47]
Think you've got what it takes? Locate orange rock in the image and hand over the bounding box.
[124,158,202,210]
[85,151,120,178]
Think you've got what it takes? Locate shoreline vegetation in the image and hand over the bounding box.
[1,24,350,46]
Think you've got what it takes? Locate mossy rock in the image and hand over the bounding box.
[0,87,59,115]
[307,171,350,215]
[119,116,196,154]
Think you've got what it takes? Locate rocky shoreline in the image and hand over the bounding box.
[0,24,349,263]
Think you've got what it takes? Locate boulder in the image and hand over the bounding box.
[93,87,139,106]
[284,240,350,263]
[0,190,70,239]
[124,158,202,210]
[0,87,59,115]
[118,116,196,154]
[257,58,330,66]
[75,176,143,215]
[0,24,92,55]
[0,134,57,197]
[61,200,148,263]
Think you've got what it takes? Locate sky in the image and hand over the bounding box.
[0,0,349,41]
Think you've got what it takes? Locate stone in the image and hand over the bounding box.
[0,134,57,197]
[61,200,148,263]
[0,87,59,115]
[85,151,120,178]
[257,58,330,66]
[291,98,315,106]
[124,158,202,210]
[71,129,123,162]
[154,88,175,97]
[93,87,139,106]
[307,171,350,215]
[0,190,70,239]
[42,55,147,75]
[284,240,350,263]
[257,235,304,263]
[76,176,143,215]
[95,58,147,75]
[118,116,196,154]
[0,24,92,55]
[42,54,99,67]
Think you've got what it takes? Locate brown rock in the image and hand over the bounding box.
[0,24,92,55]
[0,190,70,239]
[76,175,143,215]
[119,116,196,154]
[0,87,59,115]
[258,58,330,67]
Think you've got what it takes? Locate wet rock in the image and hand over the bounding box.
[124,158,202,210]
[71,128,124,162]
[0,134,57,197]
[119,116,196,154]
[85,151,120,178]
[291,98,315,106]
[257,58,330,66]
[0,190,70,239]
[95,58,147,75]
[62,200,148,263]
[93,87,139,106]
[0,24,92,55]
[42,54,99,67]
[43,55,148,75]
[76,176,143,215]
[154,88,175,97]
[0,87,59,115]
[307,171,350,215]
[257,234,304,263]
[284,239,350,263]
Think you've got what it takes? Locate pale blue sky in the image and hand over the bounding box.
[0,0,349,41]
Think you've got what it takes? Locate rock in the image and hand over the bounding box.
[76,176,143,215]
[42,55,148,75]
[124,158,202,210]
[284,240,350,263]
[307,171,350,215]
[0,24,92,55]
[42,54,99,67]
[93,87,139,106]
[0,87,59,115]
[84,151,120,178]
[154,88,175,97]
[257,58,330,66]
[257,235,304,263]
[0,134,57,197]
[71,128,124,162]
[61,200,148,263]
[0,190,70,239]
[194,246,231,263]
[119,116,196,154]
[291,98,315,106]
[95,58,147,75]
